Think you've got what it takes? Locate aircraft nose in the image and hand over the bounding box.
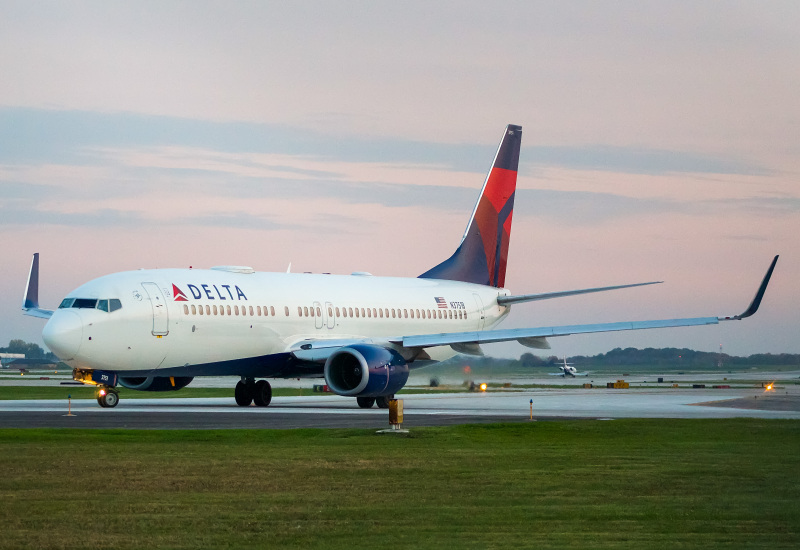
[42,310,83,361]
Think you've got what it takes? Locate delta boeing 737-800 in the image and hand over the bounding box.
[22,125,778,408]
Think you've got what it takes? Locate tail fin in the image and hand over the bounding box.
[419,124,521,288]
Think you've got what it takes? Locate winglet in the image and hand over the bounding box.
[719,255,779,321]
[23,253,40,310]
[22,253,53,319]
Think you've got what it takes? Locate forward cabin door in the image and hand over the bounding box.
[142,282,169,336]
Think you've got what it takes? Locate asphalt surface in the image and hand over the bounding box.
[1,386,798,429]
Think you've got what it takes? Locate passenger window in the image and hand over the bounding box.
[198,305,204,316]
[204,305,209,315]
[249,306,254,316]
[379,309,383,318]
[464,311,468,319]
[213,305,219,315]
[317,307,321,317]
[96,300,109,312]
[235,306,240,316]
[191,305,196,315]
[349,307,353,317]
[271,306,276,316]
[328,307,333,317]
[304,306,309,317]
[367,309,371,318]
[183,305,189,315]
[284,306,289,316]
[226,305,232,315]
[356,308,360,318]
[404,309,408,318]
[335,307,340,317]
[298,307,303,316]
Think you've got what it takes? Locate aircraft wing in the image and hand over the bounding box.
[22,253,54,319]
[393,255,779,351]
[287,338,379,363]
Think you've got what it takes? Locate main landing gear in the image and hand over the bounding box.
[356,395,393,409]
[96,386,119,408]
[235,378,272,407]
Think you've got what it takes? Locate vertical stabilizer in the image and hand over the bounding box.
[419,124,521,287]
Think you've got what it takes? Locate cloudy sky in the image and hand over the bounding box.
[2,1,798,358]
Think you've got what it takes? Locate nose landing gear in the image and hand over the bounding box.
[96,387,119,408]
[235,378,272,407]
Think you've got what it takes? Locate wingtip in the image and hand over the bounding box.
[722,255,779,321]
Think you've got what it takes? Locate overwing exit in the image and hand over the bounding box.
[22,124,779,408]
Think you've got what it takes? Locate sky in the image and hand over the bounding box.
[1,1,798,358]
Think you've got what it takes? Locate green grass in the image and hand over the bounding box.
[0,420,798,549]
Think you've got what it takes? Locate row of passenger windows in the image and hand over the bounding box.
[183,304,284,317]
[298,305,467,320]
[181,303,467,320]
[59,298,123,313]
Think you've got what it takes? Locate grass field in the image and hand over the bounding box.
[1,420,798,549]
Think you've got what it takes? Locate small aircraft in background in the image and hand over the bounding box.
[549,357,587,377]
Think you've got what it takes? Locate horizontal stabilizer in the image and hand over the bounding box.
[497,281,662,306]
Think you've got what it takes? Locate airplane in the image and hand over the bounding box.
[549,357,586,377]
[22,124,779,409]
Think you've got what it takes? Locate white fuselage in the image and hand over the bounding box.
[43,267,511,376]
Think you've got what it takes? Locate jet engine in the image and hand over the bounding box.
[324,344,409,397]
[118,375,194,392]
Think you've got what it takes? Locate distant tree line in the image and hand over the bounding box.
[540,347,800,368]
[0,339,57,360]
[438,348,800,373]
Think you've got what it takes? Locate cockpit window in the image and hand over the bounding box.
[58,298,123,312]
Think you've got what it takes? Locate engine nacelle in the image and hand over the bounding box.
[324,344,409,397]
[118,376,194,392]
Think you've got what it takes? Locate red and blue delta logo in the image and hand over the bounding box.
[172,283,248,302]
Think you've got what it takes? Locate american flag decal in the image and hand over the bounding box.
[434,297,448,308]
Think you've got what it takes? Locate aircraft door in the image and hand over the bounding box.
[313,301,323,329]
[325,302,335,329]
[472,293,485,330]
[142,282,169,336]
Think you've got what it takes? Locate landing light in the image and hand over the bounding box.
[765,383,774,392]
[479,383,487,392]
[99,389,106,396]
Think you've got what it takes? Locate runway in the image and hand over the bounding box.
[1,385,798,429]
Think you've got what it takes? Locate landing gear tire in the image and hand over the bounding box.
[376,395,392,409]
[356,396,376,409]
[235,380,253,406]
[96,389,119,408]
[253,380,272,407]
